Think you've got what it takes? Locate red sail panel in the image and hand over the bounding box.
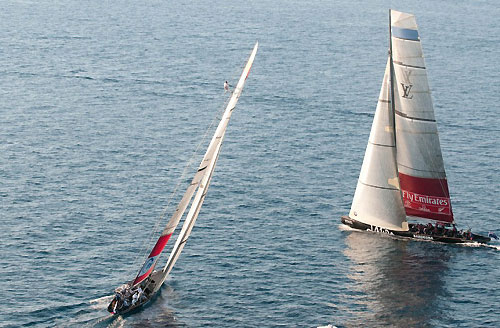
[399,173,454,223]
[132,233,172,286]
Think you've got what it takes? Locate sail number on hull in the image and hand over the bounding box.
[367,225,394,235]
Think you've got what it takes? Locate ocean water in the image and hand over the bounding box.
[1,0,499,327]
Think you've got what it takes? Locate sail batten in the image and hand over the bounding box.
[369,142,395,148]
[395,111,436,122]
[394,61,425,70]
[360,181,399,191]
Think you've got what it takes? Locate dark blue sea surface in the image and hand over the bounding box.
[1,0,499,327]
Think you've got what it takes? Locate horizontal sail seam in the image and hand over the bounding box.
[395,110,436,122]
[369,141,395,148]
[396,128,439,136]
[393,61,425,69]
[392,36,420,42]
[397,162,446,174]
[359,181,399,191]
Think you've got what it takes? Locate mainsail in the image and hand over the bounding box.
[348,59,408,231]
[132,42,259,288]
[390,10,454,223]
[158,42,259,286]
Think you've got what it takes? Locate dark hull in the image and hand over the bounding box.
[341,216,491,244]
[108,271,164,315]
[108,292,155,316]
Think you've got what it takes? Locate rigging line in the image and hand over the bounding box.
[159,45,254,279]
[130,52,245,276]
[127,94,229,276]
[389,10,397,153]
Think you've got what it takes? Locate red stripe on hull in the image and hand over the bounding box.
[399,173,454,223]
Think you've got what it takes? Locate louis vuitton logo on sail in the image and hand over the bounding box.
[400,83,413,99]
[400,68,413,99]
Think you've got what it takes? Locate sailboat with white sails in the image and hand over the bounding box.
[108,42,259,315]
[341,10,490,244]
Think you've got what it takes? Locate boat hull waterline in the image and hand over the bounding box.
[107,270,164,315]
[341,216,491,244]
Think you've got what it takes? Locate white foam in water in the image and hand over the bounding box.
[107,316,125,328]
[317,324,338,328]
[479,243,500,251]
[89,295,114,310]
[338,224,356,232]
[459,242,500,251]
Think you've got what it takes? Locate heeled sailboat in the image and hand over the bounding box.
[107,42,259,315]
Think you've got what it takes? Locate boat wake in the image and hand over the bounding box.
[89,295,114,310]
[460,242,500,251]
[338,224,356,232]
[86,295,125,328]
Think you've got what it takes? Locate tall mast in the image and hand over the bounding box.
[389,9,397,145]
[388,9,407,225]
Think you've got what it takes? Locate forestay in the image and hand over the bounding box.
[390,10,454,223]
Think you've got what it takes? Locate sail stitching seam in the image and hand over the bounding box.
[395,110,436,122]
[397,162,446,174]
[360,181,399,191]
[369,141,395,148]
[393,61,425,69]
